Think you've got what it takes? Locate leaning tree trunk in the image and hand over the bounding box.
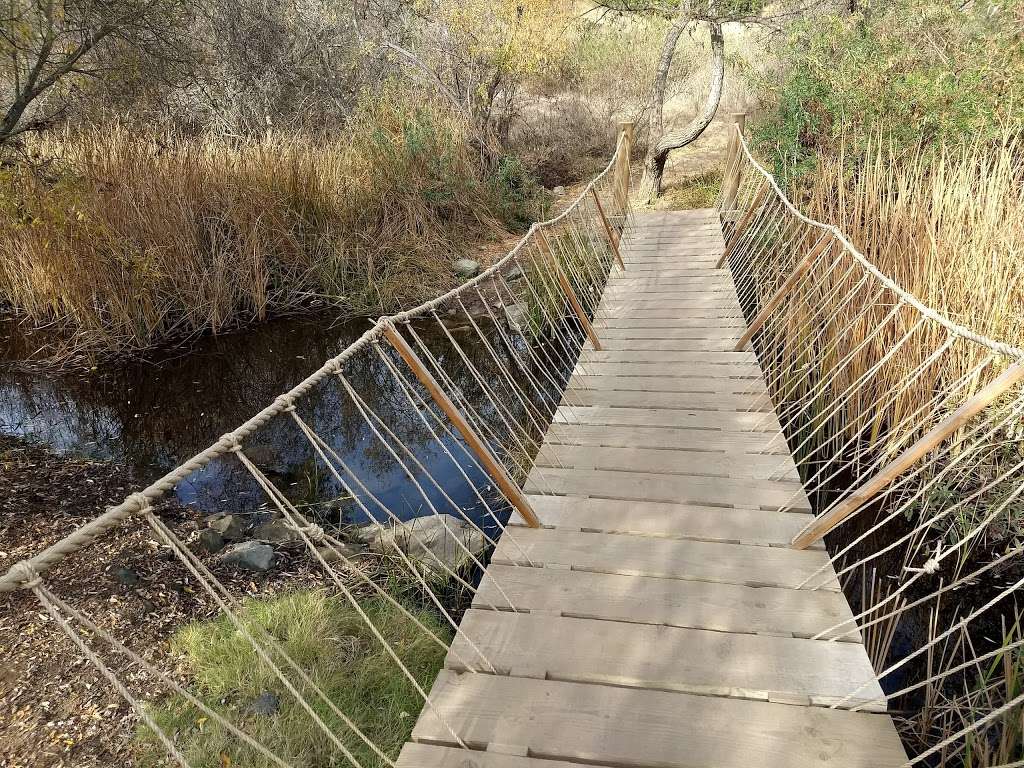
[638,19,726,203]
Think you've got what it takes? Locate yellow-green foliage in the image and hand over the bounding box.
[138,591,451,768]
[754,0,1024,178]
[0,95,541,358]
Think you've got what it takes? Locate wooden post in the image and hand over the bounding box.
[383,322,542,528]
[615,121,635,215]
[792,362,1024,549]
[733,234,833,351]
[538,231,602,351]
[716,182,769,269]
[592,188,626,271]
[721,112,748,215]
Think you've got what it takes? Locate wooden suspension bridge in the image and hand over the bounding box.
[396,206,910,768]
[10,121,1022,767]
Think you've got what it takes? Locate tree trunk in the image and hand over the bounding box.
[639,19,726,203]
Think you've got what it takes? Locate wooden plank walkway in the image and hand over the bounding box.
[398,210,908,768]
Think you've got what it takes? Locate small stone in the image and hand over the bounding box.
[197,528,225,553]
[453,258,481,279]
[244,691,280,716]
[222,541,276,572]
[505,265,525,282]
[316,542,362,563]
[209,514,248,541]
[552,185,566,195]
[252,520,300,544]
[110,567,140,587]
[503,302,530,332]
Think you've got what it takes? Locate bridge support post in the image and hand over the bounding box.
[538,231,603,351]
[382,322,542,528]
[614,121,634,216]
[721,112,747,216]
[733,234,834,351]
[791,361,1024,549]
[591,188,626,271]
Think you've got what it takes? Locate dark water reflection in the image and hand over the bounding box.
[1,312,571,533]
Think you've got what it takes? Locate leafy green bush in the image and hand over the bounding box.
[753,0,1024,180]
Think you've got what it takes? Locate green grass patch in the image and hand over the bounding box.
[137,590,451,768]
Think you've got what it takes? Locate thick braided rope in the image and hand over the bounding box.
[732,125,1024,360]
[0,135,625,592]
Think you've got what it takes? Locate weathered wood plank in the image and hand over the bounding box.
[554,404,783,433]
[570,361,764,378]
[492,527,834,589]
[525,467,809,511]
[567,373,766,394]
[578,350,757,364]
[585,337,748,352]
[448,611,886,709]
[412,673,908,768]
[534,444,798,481]
[560,388,770,411]
[475,565,860,640]
[541,423,788,453]
[510,494,815,547]
[593,326,745,339]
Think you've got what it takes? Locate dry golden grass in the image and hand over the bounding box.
[0,100,534,359]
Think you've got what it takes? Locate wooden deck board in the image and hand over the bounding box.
[491,527,835,589]
[412,673,907,768]
[510,494,814,545]
[447,610,886,709]
[474,565,859,640]
[533,444,800,481]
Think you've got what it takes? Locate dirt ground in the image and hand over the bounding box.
[0,436,332,768]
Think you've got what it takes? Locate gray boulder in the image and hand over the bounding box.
[355,514,486,574]
[453,258,481,279]
[196,528,226,554]
[209,514,249,541]
[253,519,301,544]
[222,541,276,572]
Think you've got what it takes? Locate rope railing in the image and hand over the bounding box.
[718,120,1024,766]
[1,126,634,767]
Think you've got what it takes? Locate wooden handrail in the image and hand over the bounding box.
[538,232,602,351]
[383,323,542,528]
[591,188,626,271]
[791,362,1024,549]
[716,183,769,269]
[734,234,833,351]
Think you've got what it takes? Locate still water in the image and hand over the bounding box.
[1,313,568,532]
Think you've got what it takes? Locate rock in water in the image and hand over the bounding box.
[253,519,300,544]
[453,258,481,279]
[355,514,486,574]
[208,513,249,541]
[222,541,275,572]
[196,528,226,553]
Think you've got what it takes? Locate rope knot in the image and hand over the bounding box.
[218,433,243,453]
[274,394,297,413]
[125,492,152,515]
[923,557,940,575]
[10,560,43,590]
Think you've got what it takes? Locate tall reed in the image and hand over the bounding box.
[0,99,536,360]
